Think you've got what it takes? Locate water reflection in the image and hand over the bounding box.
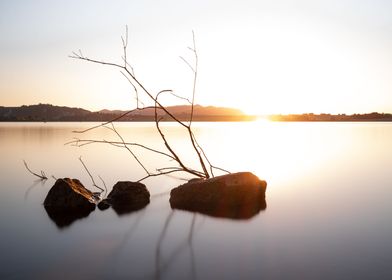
[171,194,267,220]
[112,202,150,216]
[24,179,47,201]
[155,211,199,280]
[44,196,151,229]
[110,197,150,216]
[104,209,147,278]
[44,205,95,229]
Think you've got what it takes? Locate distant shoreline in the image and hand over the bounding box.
[2,119,392,123]
[268,112,392,122]
[0,118,256,123]
[1,104,392,122]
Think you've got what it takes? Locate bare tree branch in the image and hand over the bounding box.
[69,29,227,182]
[154,104,204,178]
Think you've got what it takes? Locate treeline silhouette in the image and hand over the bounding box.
[269,112,392,122]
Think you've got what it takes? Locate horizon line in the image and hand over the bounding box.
[1,103,391,116]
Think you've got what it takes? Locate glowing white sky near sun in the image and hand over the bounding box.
[0,0,392,114]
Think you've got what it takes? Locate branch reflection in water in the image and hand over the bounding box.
[24,179,47,201]
[102,191,204,280]
[155,211,202,280]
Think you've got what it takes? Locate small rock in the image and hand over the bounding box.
[107,181,150,215]
[170,172,267,219]
[97,199,110,211]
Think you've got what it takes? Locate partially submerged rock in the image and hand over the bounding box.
[97,199,110,211]
[44,178,98,207]
[102,181,150,215]
[43,178,96,228]
[170,172,267,219]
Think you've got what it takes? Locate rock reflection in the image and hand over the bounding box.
[171,194,267,220]
[44,205,95,229]
[111,200,149,216]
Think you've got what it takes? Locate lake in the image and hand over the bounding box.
[0,121,391,279]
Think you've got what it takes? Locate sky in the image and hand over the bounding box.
[1,0,392,114]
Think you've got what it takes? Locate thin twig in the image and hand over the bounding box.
[179,56,195,73]
[69,138,176,161]
[189,31,198,126]
[98,175,108,197]
[137,169,191,182]
[72,106,158,134]
[23,160,47,180]
[79,156,104,193]
[107,123,150,175]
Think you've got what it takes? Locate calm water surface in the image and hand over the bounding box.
[0,121,391,279]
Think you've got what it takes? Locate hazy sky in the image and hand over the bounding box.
[1,0,392,114]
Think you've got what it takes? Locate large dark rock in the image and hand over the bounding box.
[104,181,150,215]
[43,178,96,228]
[170,172,267,219]
[44,178,97,207]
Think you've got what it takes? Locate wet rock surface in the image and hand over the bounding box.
[170,172,267,219]
[43,178,96,228]
[103,181,150,215]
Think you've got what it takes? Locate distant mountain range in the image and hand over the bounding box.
[0,104,254,122]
